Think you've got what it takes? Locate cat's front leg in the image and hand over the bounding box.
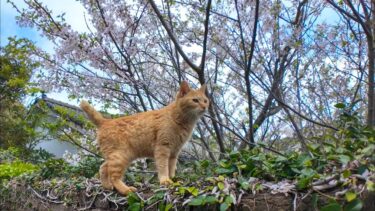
[154,146,173,185]
[168,157,178,178]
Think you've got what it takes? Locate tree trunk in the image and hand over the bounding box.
[368,37,375,127]
[368,1,375,127]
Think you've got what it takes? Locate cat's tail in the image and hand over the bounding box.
[80,100,105,127]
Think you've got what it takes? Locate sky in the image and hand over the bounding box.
[1,0,87,47]
[1,0,88,106]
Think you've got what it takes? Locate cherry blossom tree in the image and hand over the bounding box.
[326,0,375,127]
[7,0,371,159]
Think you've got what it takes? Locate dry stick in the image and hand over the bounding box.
[28,185,63,204]
[301,189,313,200]
[312,180,340,191]
[313,189,338,201]
[78,194,97,211]
[293,192,297,211]
[352,174,367,181]
[311,175,339,186]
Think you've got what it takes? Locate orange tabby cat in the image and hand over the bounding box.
[80,81,209,195]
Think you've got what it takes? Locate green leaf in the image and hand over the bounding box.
[237,164,247,169]
[344,199,363,211]
[275,155,288,162]
[220,203,229,211]
[188,196,205,206]
[215,167,236,175]
[164,203,173,211]
[191,188,199,196]
[303,159,313,167]
[200,160,210,168]
[338,155,351,164]
[217,182,225,190]
[224,195,234,204]
[219,161,230,168]
[240,181,250,190]
[128,202,141,211]
[342,169,351,178]
[307,143,320,152]
[366,180,375,192]
[205,196,217,204]
[311,193,318,209]
[345,191,356,202]
[127,192,140,205]
[229,152,240,159]
[300,168,316,177]
[321,202,342,211]
[255,183,264,191]
[296,177,311,189]
[172,181,181,187]
[335,103,345,108]
[178,187,186,195]
[187,187,199,196]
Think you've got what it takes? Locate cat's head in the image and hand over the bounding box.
[175,81,210,117]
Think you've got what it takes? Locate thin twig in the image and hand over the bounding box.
[28,185,63,204]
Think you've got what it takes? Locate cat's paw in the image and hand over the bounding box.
[128,186,137,192]
[159,177,173,186]
[101,181,114,190]
[102,183,114,190]
[117,186,137,195]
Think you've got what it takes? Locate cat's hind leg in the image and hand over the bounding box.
[99,161,113,190]
[107,152,137,195]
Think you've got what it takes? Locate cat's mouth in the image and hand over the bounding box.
[198,108,208,114]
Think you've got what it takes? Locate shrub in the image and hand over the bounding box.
[0,147,20,163]
[26,148,54,164]
[39,158,72,179]
[0,161,39,180]
[69,155,102,178]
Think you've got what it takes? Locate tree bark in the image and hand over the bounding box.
[368,0,375,126]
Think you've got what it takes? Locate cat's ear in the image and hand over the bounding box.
[177,81,191,98]
[199,84,207,93]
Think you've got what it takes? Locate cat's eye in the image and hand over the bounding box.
[192,98,199,103]
[204,99,208,103]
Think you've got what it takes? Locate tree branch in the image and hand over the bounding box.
[148,0,201,73]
